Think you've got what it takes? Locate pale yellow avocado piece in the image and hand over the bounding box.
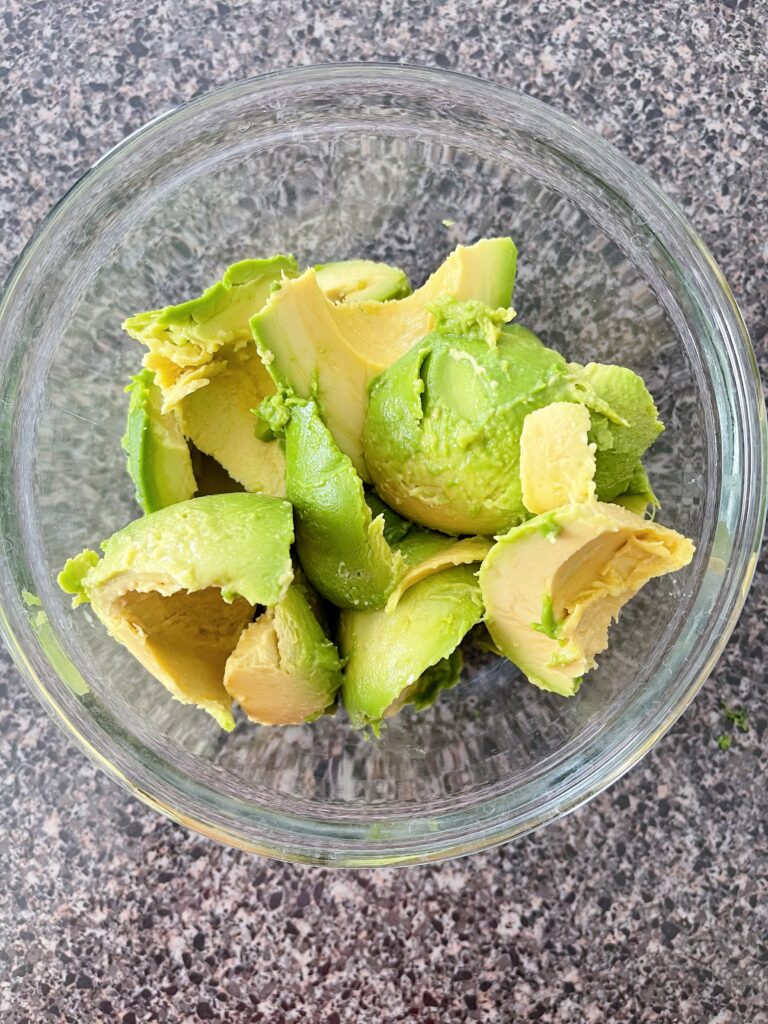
[519,402,596,514]
[223,585,342,726]
[251,238,518,477]
[176,351,285,495]
[479,502,694,696]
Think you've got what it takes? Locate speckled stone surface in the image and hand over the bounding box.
[1,2,766,1022]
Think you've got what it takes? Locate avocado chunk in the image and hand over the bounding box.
[387,648,465,718]
[314,259,411,303]
[580,363,664,502]
[386,529,491,612]
[479,502,695,697]
[58,494,294,729]
[519,402,596,514]
[223,583,342,725]
[122,369,197,513]
[176,351,285,495]
[266,393,404,609]
[614,462,659,517]
[363,491,413,545]
[363,298,661,535]
[251,238,518,477]
[123,255,299,407]
[363,300,583,534]
[340,562,485,728]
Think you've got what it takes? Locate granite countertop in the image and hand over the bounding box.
[1,3,766,1022]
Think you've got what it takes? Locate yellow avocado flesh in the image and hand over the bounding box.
[223,585,342,725]
[252,238,517,478]
[520,402,596,514]
[480,502,695,696]
[176,352,285,495]
[97,586,254,730]
[222,615,321,726]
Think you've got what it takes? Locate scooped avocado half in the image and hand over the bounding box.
[479,502,695,697]
[223,582,342,726]
[262,392,404,610]
[59,494,294,730]
[251,238,518,477]
[340,528,488,727]
[122,369,196,513]
[363,298,663,535]
[315,259,411,303]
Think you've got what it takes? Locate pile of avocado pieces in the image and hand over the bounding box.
[60,238,694,733]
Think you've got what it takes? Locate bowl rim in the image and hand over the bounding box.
[0,61,765,867]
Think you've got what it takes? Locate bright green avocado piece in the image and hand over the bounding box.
[269,394,404,610]
[479,501,695,697]
[122,369,196,513]
[613,462,660,517]
[251,238,518,478]
[579,363,664,501]
[363,491,412,545]
[340,563,484,728]
[363,299,585,534]
[58,494,294,729]
[314,259,411,303]
[223,582,342,726]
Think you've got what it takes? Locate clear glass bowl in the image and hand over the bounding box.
[0,65,764,866]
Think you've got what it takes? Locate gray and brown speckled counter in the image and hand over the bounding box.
[1,3,766,1022]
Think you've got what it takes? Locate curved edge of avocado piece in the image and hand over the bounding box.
[479,501,695,697]
[58,494,295,729]
[339,562,485,729]
[315,259,412,303]
[122,369,197,514]
[223,582,342,726]
[270,393,405,610]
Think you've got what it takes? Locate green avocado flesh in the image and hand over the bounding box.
[251,238,517,477]
[59,237,693,733]
[122,369,196,513]
[314,259,411,303]
[278,395,404,610]
[59,494,294,729]
[363,299,663,535]
[340,563,484,728]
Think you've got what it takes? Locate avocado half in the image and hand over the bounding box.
[59,494,295,730]
[479,501,695,696]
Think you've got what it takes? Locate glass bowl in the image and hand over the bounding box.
[0,64,764,867]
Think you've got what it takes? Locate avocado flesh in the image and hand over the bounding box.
[58,494,294,729]
[251,238,518,477]
[386,530,491,612]
[122,369,197,514]
[280,396,404,610]
[123,255,299,406]
[519,402,596,514]
[479,502,695,697]
[340,563,484,728]
[613,462,659,517]
[363,305,580,534]
[580,363,664,502]
[314,259,411,303]
[176,351,285,495]
[363,299,661,535]
[223,584,342,726]
[386,648,464,718]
